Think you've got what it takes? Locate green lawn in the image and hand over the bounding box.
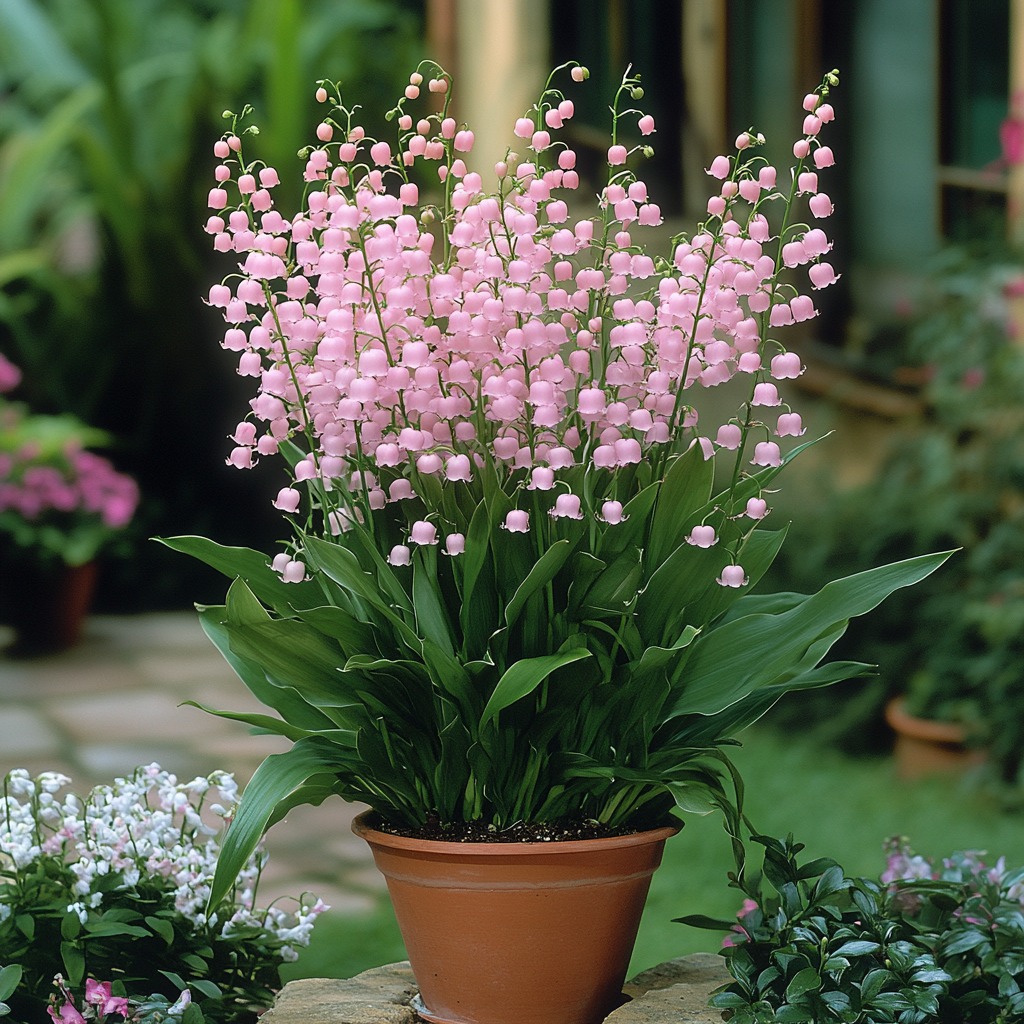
[282,727,1024,984]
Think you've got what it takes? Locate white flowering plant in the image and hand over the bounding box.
[161,62,949,905]
[0,766,325,1024]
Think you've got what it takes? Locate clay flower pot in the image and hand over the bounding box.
[5,560,98,655]
[352,812,679,1024]
[885,697,986,779]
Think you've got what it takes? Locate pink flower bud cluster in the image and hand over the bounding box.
[206,65,841,586]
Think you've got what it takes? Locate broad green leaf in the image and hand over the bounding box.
[460,499,492,610]
[421,638,481,718]
[60,942,85,987]
[582,545,644,615]
[830,940,881,958]
[336,523,415,614]
[667,551,953,717]
[505,539,573,628]
[180,700,346,744]
[0,965,23,1003]
[680,526,789,629]
[82,920,150,938]
[480,648,592,725]
[303,535,420,647]
[207,736,349,908]
[296,604,377,658]
[225,619,355,709]
[785,967,821,1000]
[413,546,455,655]
[633,625,700,680]
[648,445,714,567]
[158,536,321,614]
[197,605,339,732]
[144,916,175,947]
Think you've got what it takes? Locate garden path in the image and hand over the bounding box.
[0,613,383,914]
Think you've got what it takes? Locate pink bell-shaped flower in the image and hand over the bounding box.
[686,525,718,548]
[410,520,438,545]
[717,564,748,588]
[503,509,530,533]
[388,545,412,566]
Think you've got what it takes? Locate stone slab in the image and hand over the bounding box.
[265,956,728,1024]
[262,965,418,1024]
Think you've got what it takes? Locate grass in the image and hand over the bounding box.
[282,726,1024,984]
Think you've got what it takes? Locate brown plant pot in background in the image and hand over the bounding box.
[885,697,986,779]
[6,560,98,656]
[352,812,679,1024]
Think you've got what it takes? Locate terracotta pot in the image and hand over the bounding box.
[885,697,986,779]
[352,812,679,1024]
[5,560,98,655]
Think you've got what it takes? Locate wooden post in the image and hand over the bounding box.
[449,0,551,186]
[1009,0,1024,244]
[680,1,728,215]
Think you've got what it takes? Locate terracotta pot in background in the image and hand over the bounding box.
[5,560,98,656]
[353,812,679,1024]
[885,697,986,779]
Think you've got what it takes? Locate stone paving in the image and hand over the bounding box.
[0,612,383,915]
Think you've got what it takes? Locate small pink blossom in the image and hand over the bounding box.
[443,533,465,556]
[410,520,438,545]
[388,544,412,566]
[751,442,782,467]
[717,565,748,588]
[503,509,530,533]
[686,525,718,548]
[550,493,584,519]
[745,497,768,520]
[598,500,627,524]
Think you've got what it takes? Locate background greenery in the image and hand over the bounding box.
[0,0,424,607]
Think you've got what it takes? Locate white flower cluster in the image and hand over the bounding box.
[1,765,326,951]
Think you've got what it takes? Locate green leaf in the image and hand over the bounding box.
[145,915,176,946]
[673,914,737,930]
[830,939,880,958]
[667,551,954,717]
[207,736,350,908]
[181,1002,206,1024]
[421,638,480,718]
[188,980,222,1000]
[226,618,356,709]
[480,648,592,725]
[785,967,821,1000]
[60,942,84,987]
[83,919,151,938]
[412,546,455,655]
[197,605,340,732]
[505,539,573,628]
[648,445,714,567]
[303,535,419,647]
[0,965,22,1003]
[60,912,80,941]
[158,536,320,615]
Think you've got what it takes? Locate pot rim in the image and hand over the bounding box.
[884,696,970,745]
[351,810,680,855]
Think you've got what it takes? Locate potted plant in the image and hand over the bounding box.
[163,63,949,1024]
[0,765,325,1023]
[685,834,1024,1021]
[0,356,139,653]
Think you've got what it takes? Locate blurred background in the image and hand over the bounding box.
[2,0,1023,981]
